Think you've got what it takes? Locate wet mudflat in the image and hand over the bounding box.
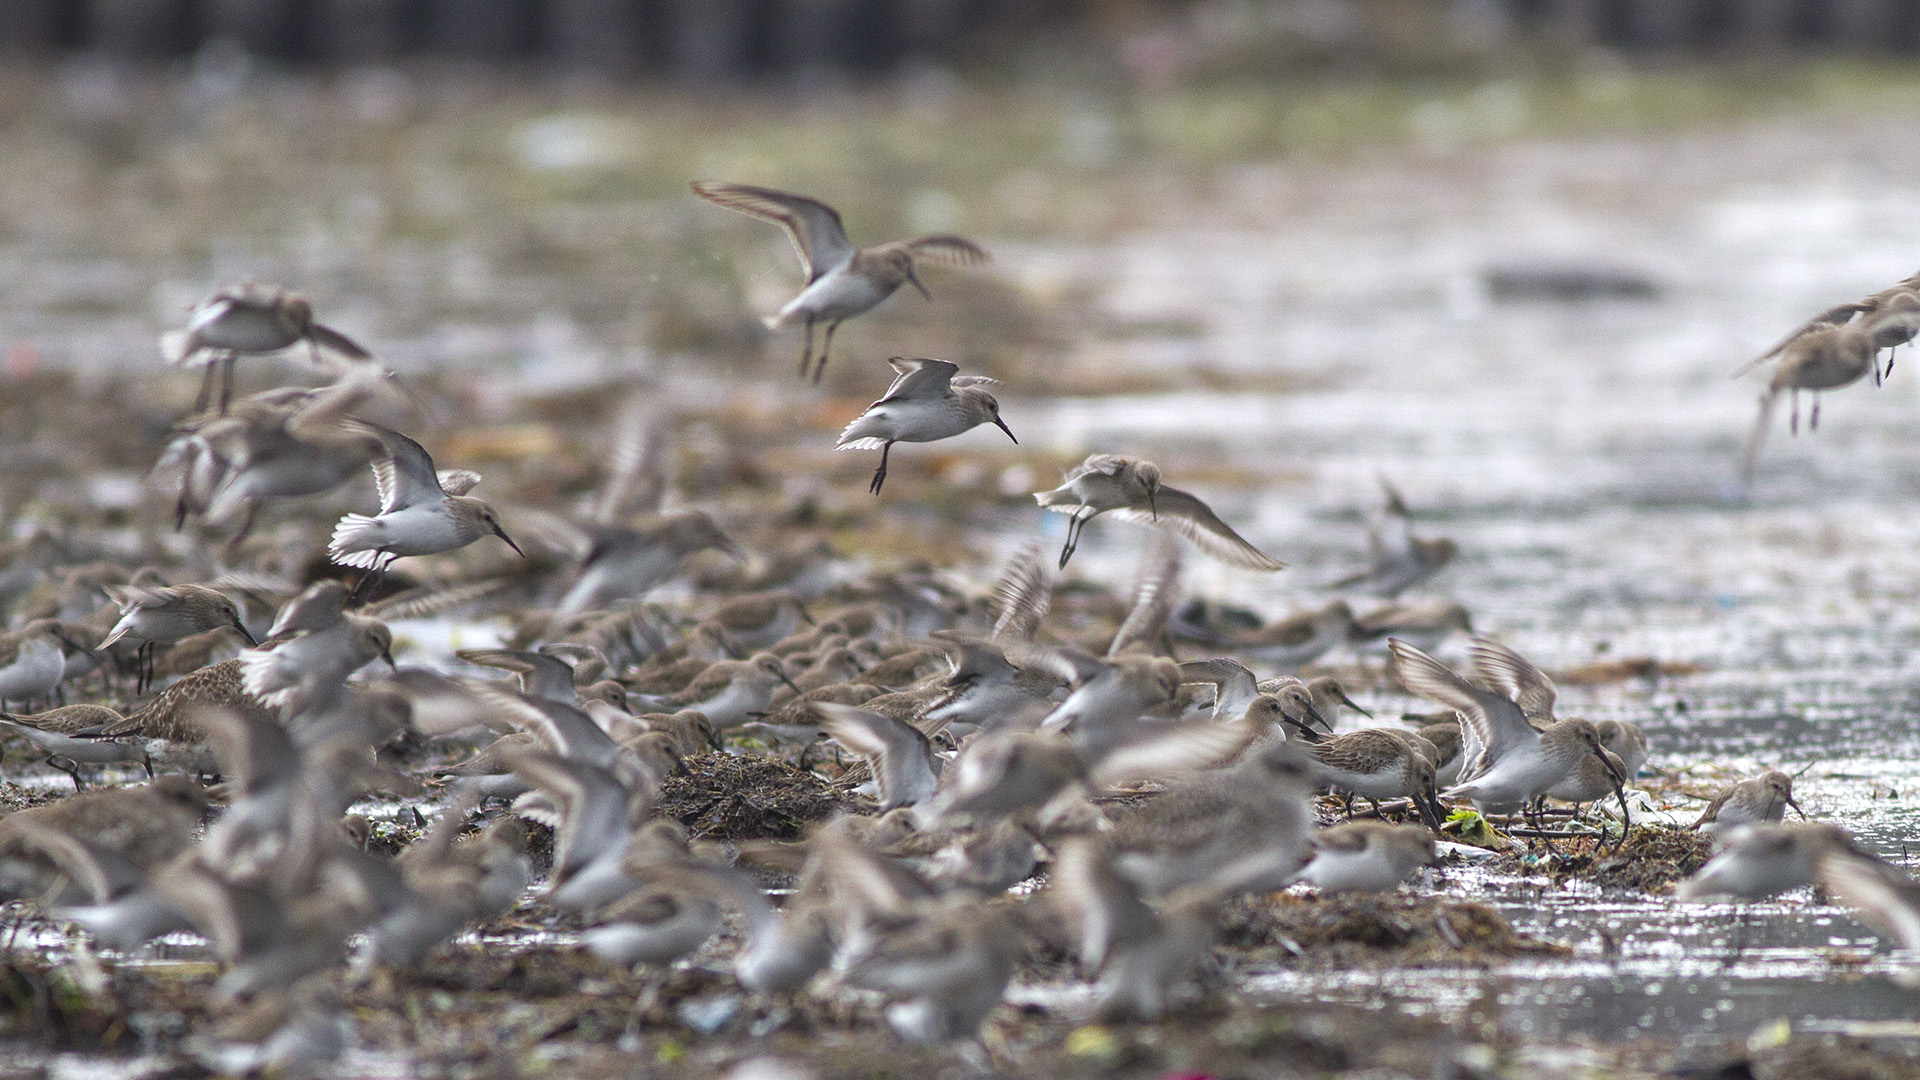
[2,61,1920,1078]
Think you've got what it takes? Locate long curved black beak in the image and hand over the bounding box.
[1596,748,1630,843]
[905,266,933,301]
[1147,481,1159,522]
[381,643,397,669]
[1304,701,1334,735]
[54,631,98,661]
[232,618,259,647]
[993,416,1018,443]
[1785,793,1806,819]
[775,668,803,695]
[1597,747,1625,788]
[1416,786,1445,831]
[1338,690,1373,719]
[493,525,527,558]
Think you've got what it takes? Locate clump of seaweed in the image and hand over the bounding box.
[660,753,861,841]
[1221,892,1568,968]
[1482,826,1714,893]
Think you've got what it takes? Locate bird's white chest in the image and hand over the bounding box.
[784,268,894,322]
[376,504,472,555]
[0,639,64,696]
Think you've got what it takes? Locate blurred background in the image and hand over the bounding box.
[5,1,1920,75]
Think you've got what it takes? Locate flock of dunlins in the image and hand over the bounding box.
[0,178,1912,1077]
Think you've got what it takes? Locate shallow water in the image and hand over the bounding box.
[7,75,1920,1070]
[995,115,1920,1051]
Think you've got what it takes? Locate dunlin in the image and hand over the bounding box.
[163,371,393,544]
[836,357,1016,494]
[692,590,813,655]
[815,702,941,811]
[239,610,394,710]
[161,281,372,413]
[782,817,938,967]
[457,647,583,703]
[1105,534,1184,659]
[1179,656,1261,721]
[0,704,149,787]
[1229,600,1355,669]
[843,897,1017,1043]
[555,511,744,619]
[366,810,532,970]
[734,889,834,994]
[849,643,939,687]
[1240,688,1334,742]
[1033,647,1185,753]
[1597,718,1650,780]
[507,748,661,913]
[187,983,355,1079]
[101,581,256,691]
[1813,842,1920,953]
[327,422,523,588]
[1693,770,1804,831]
[1035,453,1285,571]
[1389,638,1624,818]
[786,645,867,694]
[1331,478,1458,597]
[918,547,1062,731]
[1050,839,1217,1020]
[581,876,729,968]
[1686,824,1920,958]
[1413,717,1464,786]
[691,181,989,382]
[1304,675,1373,722]
[0,620,75,709]
[1676,822,1853,901]
[1737,306,1920,480]
[1049,837,1160,977]
[1104,740,1317,898]
[5,822,164,935]
[630,653,801,729]
[1348,599,1473,656]
[1301,728,1446,828]
[1541,743,1629,813]
[1293,822,1438,893]
[918,721,1247,828]
[920,633,1061,734]
[0,776,208,898]
[1746,272,1920,381]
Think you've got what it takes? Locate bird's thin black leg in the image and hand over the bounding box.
[869,442,893,495]
[814,322,839,384]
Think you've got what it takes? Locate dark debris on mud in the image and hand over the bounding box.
[1482,827,1715,893]
[1222,891,1568,968]
[0,783,70,815]
[660,753,864,841]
